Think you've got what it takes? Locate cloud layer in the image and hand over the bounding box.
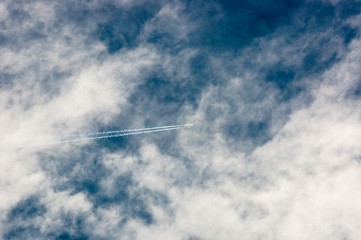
[1,0,361,239]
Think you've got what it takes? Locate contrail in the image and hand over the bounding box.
[56,126,183,144]
[60,124,190,139]
[1,124,194,150]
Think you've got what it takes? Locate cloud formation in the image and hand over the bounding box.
[1,0,361,239]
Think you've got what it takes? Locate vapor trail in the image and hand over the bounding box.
[61,124,189,139]
[56,126,183,144]
[2,124,193,150]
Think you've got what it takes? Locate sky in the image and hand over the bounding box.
[0,0,361,239]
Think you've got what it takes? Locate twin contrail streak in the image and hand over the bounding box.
[57,125,186,143]
[1,124,194,150]
[60,124,190,139]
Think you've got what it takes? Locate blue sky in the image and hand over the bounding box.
[1,0,361,239]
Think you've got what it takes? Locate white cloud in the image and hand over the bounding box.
[110,18,361,240]
[1,1,361,239]
[0,151,46,217]
[139,2,196,43]
[0,1,160,236]
[0,2,9,22]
